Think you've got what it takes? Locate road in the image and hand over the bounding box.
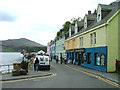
[2,61,118,88]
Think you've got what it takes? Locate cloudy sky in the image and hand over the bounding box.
[0,0,116,46]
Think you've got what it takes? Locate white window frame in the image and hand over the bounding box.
[80,37,83,47]
[90,32,96,46]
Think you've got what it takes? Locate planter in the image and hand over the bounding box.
[13,63,21,69]
[20,69,27,75]
[12,69,20,76]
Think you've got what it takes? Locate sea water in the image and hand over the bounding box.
[0,52,23,73]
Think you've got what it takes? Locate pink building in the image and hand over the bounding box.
[47,42,50,56]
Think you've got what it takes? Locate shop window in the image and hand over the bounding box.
[87,53,91,64]
[100,54,105,66]
[82,53,86,63]
[95,53,105,66]
[95,53,100,66]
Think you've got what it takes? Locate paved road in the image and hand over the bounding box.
[2,61,118,88]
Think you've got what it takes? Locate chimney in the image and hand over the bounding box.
[88,10,91,14]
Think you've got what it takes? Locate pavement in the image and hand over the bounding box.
[65,63,120,84]
[0,61,120,85]
[0,64,52,81]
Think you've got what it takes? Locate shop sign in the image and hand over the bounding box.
[74,48,85,52]
[70,49,74,52]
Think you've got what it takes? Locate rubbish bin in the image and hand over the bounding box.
[116,60,120,72]
[13,63,21,69]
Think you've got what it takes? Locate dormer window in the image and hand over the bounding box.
[97,4,112,22]
[97,14,101,21]
[69,26,71,37]
[84,16,87,28]
[75,22,78,34]
[97,5,101,22]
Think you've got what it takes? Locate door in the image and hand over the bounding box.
[71,52,74,64]
[77,53,81,65]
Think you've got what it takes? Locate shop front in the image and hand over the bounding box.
[81,46,107,72]
[74,48,85,65]
[66,48,85,65]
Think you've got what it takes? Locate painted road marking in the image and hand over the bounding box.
[0,73,56,83]
[65,65,120,88]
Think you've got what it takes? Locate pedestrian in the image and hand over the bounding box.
[33,56,36,71]
[35,57,39,71]
[50,56,52,61]
[64,56,67,64]
[60,56,63,64]
[56,56,59,63]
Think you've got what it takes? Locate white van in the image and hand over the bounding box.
[36,55,50,70]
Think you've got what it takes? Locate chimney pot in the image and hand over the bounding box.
[88,10,91,14]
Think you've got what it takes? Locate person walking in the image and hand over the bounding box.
[64,56,67,64]
[33,56,36,71]
[35,57,39,71]
[60,56,63,64]
[56,56,59,64]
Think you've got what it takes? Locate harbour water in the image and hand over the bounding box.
[0,52,23,73]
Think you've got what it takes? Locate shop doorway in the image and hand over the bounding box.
[77,53,81,65]
[71,52,74,64]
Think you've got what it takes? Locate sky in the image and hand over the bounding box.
[0,0,117,46]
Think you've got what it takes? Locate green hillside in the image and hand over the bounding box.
[1,38,47,52]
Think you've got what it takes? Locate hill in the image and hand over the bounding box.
[0,38,47,52]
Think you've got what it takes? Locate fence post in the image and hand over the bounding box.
[8,65,10,73]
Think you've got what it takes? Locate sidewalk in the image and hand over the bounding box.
[64,63,120,84]
[0,64,52,81]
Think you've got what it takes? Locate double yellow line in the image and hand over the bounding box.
[0,73,56,83]
[65,65,120,88]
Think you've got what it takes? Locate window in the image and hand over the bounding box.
[95,53,105,66]
[80,37,83,47]
[75,26,78,33]
[100,54,105,66]
[82,53,86,63]
[97,14,101,21]
[95,53,100,65]
[90,32,96,45]
[84,17,87,28]
[93,32,96,45]
[90,34,93,45]
[87,53,91,64]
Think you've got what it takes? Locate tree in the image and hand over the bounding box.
[62,21,71,33]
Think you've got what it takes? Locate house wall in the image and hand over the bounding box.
[65,37,79,50]
[78,26,107,48]
[47,42,50,56]
[56,37,65,59]
[65,24,108,72]
[107,10,120,72]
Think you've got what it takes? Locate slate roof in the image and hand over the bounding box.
[77,20,84,28]
[99,4,113,11]
[66,1,120,40]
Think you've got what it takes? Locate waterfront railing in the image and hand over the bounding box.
[0,64,13,73]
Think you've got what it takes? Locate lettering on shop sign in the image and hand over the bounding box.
[70,49,74,52]
[74,48,85,52]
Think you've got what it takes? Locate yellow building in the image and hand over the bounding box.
[65,1,120,72]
